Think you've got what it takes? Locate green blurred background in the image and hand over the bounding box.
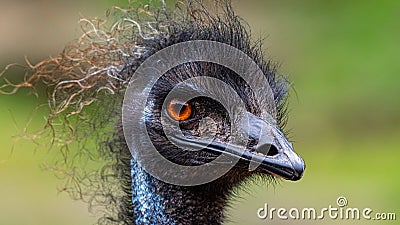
[0,0,399,224]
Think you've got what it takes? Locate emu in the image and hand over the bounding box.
[1,1,305,224]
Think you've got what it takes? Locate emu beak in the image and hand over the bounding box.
[239,112,305,181]
[169,112,305,181]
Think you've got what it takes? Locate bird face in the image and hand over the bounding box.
[141,61,305,182]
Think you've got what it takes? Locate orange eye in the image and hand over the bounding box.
[167,98,192,121]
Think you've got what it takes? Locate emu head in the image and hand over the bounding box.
[121,21,305,185]
[123,50,305,186]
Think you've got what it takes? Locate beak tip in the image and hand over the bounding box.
[290,158,305,181]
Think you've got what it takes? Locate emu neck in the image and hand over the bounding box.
[130,159,230,224]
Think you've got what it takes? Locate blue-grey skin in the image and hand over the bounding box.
[131,160,172,225]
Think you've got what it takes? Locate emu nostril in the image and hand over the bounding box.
[256,144,279,157]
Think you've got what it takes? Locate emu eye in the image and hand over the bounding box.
[167,98,192,121]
